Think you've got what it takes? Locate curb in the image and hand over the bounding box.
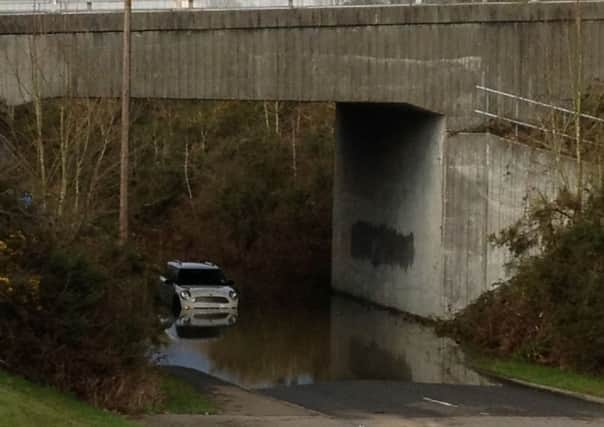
[474,368,604,406]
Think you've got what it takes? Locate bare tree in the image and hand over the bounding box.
[184,139,193,201]
[28,36,47,212]
[274,101,280,136]
[291,105,301,180]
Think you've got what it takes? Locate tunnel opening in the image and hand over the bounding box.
[332,102,446,318]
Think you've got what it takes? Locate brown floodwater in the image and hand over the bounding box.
[156,295,489,389]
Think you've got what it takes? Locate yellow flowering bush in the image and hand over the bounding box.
[0,233,41,304]
[0,189,162,413]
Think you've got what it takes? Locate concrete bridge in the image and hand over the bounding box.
[1,2,603,317]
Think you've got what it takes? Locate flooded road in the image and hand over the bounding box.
[158,295,489,389]
[156,296,604,425]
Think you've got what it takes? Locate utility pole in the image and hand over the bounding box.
[119,0,131,245]
[574,0,583,212]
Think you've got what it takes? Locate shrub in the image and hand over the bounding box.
[451,189,604,374]
[0,193,163,413]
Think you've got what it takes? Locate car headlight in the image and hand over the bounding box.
[180,290,192,300]
[229,290,238,300]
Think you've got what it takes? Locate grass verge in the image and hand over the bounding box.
[149,373,217,415]
[0,370,137,427]
[1,369,217,426]
[472,355,604,399]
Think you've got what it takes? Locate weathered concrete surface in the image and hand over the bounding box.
[1,2,604,129]
[443,133,580,313]
[332,103,445,318]
[332,105,577,317]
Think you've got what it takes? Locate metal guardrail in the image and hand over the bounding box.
[475,85,604,146]
[0,0,591,13]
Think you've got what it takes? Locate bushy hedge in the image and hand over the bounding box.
[0,193,163,413]
[450,189,604,374]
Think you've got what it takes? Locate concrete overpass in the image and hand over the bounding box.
[1,2,603,317]
[3,2,604,127]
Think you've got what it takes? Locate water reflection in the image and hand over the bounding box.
[330,296,488,385]
[172,308,238,339]
[159,305,330,388]
[158,295,488,388]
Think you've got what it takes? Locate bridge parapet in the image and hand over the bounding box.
[0,0,593,15]
[3,2,604,34]
[0,1,603,130]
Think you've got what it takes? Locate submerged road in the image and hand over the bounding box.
[146,366,604,427]
[154,295,604,427]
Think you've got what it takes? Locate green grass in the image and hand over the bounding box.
[0,370,138,427]
[148,374,217,415]
[473,356,604,398]
[0,369,216,426]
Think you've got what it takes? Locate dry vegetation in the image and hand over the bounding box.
[0,97,335,411]
[449,83,604,374]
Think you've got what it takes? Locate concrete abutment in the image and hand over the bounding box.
[332,103,446,318]
[332,102,573,319]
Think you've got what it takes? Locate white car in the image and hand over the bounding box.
[159,260,238,315]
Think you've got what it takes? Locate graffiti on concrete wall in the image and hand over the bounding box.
[350,221,414,269]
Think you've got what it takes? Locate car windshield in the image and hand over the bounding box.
[177,268,226,286]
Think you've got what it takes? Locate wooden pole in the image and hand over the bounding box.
[574,0,583,212]
[119,0,131,244]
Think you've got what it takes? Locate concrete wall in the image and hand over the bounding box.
[444,132,580,314]
[1,2,604,130]
[333,122,579,318]
[332,103,446,318]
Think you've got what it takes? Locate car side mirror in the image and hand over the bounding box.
[226,279,235,286]
[160,276,172,285]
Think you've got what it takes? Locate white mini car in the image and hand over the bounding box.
[159,260,238,315]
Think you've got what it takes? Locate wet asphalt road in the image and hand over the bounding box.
[158,295,604,426]
[261,380,604,420]
[154,366,604,427]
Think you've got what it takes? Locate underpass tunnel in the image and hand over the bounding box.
[332,102,446,318]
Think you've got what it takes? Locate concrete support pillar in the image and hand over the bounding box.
[332,102,446,318]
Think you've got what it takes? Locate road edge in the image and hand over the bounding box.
[474,368,604,406]
[160,365,335,418]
